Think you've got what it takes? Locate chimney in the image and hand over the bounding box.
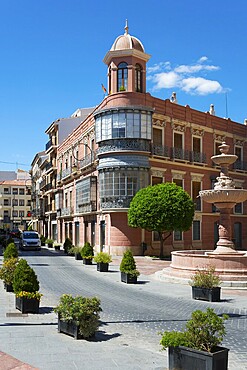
[209,104,215,115]
[170,92,177,104]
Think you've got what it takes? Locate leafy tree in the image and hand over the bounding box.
[128,182,195,258]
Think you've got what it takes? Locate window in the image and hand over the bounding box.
[95,109,152,142]
[19,211,24,217]
[4,199,9,206]
[19,188,25,195]
[12,211,18,217]
[152,176,163,185]
[4,188,9,194]
[214,141,221,155]
[153,231,160,241]
[193,137,201,153]
[235,146,242,161]
[12,199,18,206]
[117,62,128,91]
[135,64,142,92]
[19,199,25,206]
[173,178,183,188]
[153,128,162,146]
[192,181,201,211]
[193,220,201,240]
[174,230,182,241]
[12,188,18,195]
[174,132,183,149]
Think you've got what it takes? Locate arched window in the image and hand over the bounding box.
[135,64,142,92]
[117,62,128,91]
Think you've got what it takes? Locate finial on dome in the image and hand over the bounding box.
[124,19,129,35]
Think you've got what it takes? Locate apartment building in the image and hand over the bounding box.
[0,171,32,231]
[32,24,247,256]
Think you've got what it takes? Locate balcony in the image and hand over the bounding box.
[100,196,133,209]
[97,138,151,155]
[78,152,96,171]
[77,201,97,214]
[45,139,57,153]
[61,207,74,217]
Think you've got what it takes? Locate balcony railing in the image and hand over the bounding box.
[171,147,190,161]
[152,144,169,157]
[190,151,206,164]
[97,138,151,154]
[61,207,74,216]
[100,196,133,209]
[78,152,96,170]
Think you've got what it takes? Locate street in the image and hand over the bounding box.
[1,247,247,369]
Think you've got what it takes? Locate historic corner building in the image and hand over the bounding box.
[35,24,247,256]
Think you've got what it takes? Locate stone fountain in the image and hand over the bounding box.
[159,142,247,286]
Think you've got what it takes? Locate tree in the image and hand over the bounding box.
[128,182,195,258]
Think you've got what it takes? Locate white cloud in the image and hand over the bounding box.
[147,56,225,96]
[181,77,223,95]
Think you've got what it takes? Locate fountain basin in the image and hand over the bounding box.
[211,153,237,166]
[199,189,247,204]
[167,250,247,285]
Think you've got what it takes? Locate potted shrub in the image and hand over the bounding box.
[120,249,140,284]
[81,242,94,265]
[46,238,54,248]
[13,259,42,314]
[190,265,221,302]
[63,238,73,254]
[3,242,18,260]
[0,257,19,292]
[71,246,83,260]
[94,252,112,272]
[40,235,46,246]
[160,308,229,370]
[54,244,61,251]
[54,294,102,339]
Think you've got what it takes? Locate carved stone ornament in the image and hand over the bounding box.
[171,122,186,132]
[151,170,164,177]
[191,127,204,136]
[234,139,245,147]
[153,119,166,128]
[213,133,225,142]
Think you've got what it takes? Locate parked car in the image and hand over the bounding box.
[19,231,41,251]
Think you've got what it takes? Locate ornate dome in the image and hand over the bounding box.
[110,20,145,53]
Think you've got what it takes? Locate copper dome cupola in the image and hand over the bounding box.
[103,21,151,94]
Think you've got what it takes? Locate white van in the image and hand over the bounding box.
[20,231,41,251]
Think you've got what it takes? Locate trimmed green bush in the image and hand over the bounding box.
[0,257,19,285]
[120,250,140,277]
[3,242,18,260]
[63,238,73,254]
[190,265,221,288]
[94,252,112,264]
[13,259,39,294]
[81,242,94,259]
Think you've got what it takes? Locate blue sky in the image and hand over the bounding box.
[0,0,246,171]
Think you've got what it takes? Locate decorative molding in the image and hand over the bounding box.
[234,138,245,147]
[151,170,164,177]
[191,173,204,182]
[171,121,186,132]
[191,127,204,136]
[153,118,166,127]
[213,133,225,142]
